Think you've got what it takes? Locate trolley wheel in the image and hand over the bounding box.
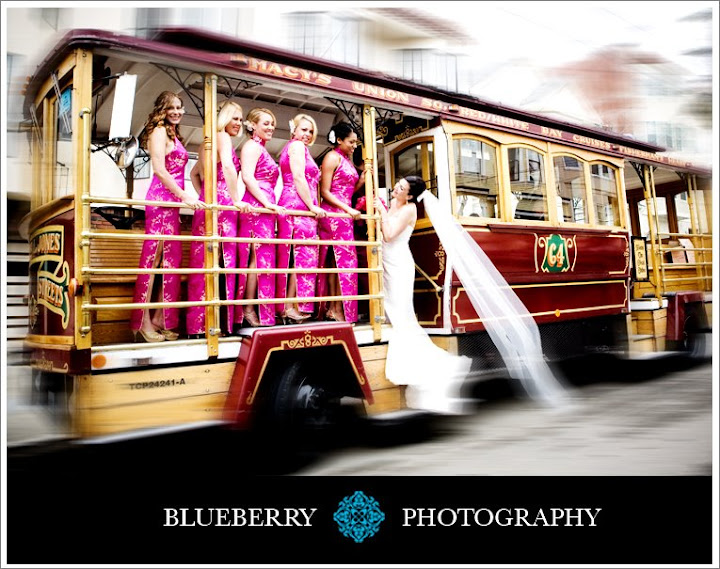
[682,329,710,360]
[267,361,341,437]
[682,313,711,361]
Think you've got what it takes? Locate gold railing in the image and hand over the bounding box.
[657,231,713,293]
[81,194,384,354]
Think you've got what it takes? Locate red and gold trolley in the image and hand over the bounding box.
[20,28,712,443]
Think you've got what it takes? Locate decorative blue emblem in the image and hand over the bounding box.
[333,491,385,543]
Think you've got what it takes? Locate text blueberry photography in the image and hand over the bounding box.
[333,491,386,543]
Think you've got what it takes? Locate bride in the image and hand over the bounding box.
[375,176,568,415]
[374,176,472,414]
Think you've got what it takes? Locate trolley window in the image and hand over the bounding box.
[508,146,548,222]
[590,162,621,227]
[54,84,74,200]
[453,137,499,219]
[553,155,588,224]
[392,139,435,218]
[673,191,692,234]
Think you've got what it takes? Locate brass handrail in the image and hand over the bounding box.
[659,246,712,252]
[659,262,713,267]
[83,267,383,275]
[83,293,384,311]
[83,197,385,317]
[659,231,712,238]
[414,263,442,293]
[84,194,374,219]
[661,276,712,283]
[82,230,379,247]
[655,229,712,292]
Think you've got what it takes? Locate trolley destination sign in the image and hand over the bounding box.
[27,29,705,174]
[227,53,702,173]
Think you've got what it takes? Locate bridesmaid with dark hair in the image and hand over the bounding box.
[317,121,368,323]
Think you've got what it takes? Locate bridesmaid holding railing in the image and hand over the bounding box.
[234,108,284,328]
[276,113,326,324]
[186,101,249,337]
[317,122,368,323]
[129,91,205,343]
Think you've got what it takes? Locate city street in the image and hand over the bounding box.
[6,353,714,476]
[295,354,714,476]
[5,353,714,566]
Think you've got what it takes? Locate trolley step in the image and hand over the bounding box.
[365,408,431,424]
[617,350,685,361]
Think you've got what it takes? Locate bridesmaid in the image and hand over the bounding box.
[276,113,326,323]
[130,91,204,343]
[317,122,367,323]
[234,108,284,328]
[186,101,249,337]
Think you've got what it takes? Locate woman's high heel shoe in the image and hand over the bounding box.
[282,308,312,324]
[134,329,165,343]
[242,310,261,328]
[160,329,179,341]
[325,309,345,322]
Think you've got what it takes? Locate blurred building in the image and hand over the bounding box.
[5,5,712,207]
[555,45,712,167]
[3,5,473,360]
[5,5,712,184]
[4,5,472,199]
[3,4,713,266]
[467,10,713,168]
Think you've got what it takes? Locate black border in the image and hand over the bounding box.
[7,464,712,565]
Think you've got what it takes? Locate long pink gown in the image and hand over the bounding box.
[318,148,359,323]
[130,136,187,332]
[235,136,280,327]
[185,150,240,335]
[276,141,321,315]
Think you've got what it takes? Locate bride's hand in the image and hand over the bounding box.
[374,197,387,213]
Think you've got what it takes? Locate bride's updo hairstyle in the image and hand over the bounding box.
[404,176,426,201]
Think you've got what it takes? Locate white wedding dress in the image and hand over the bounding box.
[419,191,568,407]
[382,221,473,414]
[381,192,568,415]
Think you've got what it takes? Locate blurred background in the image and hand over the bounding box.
[2,1,716,442]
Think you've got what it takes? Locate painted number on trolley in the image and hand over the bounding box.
[547,243,565,268]
[129,379,187,390]
[537,234,576,273]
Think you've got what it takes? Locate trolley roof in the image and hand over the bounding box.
[24,27,710,175]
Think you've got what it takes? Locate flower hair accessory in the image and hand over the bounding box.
[288,119,296,134]
[328,130,336,144]
[243,120,254,132]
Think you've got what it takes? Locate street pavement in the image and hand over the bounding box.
[293,355,714,476]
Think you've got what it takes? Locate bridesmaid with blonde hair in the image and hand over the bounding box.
[186,100,249,337]
[276,113,326,323]
[234,108,283,328]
